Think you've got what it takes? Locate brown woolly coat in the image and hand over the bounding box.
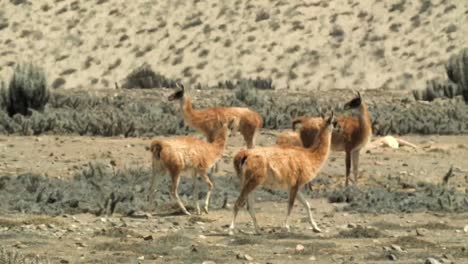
[150,128,227,176]
[180,97,262,147]
[276,116,323,147]
[234,122,332,190]
[331,104,372,152]
[280,104,372,153]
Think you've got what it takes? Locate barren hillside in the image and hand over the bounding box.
[0,0,466,91]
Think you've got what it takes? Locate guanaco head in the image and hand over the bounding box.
[212,120,232,142]
[343,92,362,111]
[168,83,185,101]
[324,111,335,131]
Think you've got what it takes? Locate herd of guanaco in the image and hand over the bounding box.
[148,85,372,234]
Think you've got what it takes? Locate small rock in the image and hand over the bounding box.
[387,254,397,261]
[464,225,468,233]
[391,244,405,252]
[60,260,69,264]
[236,253,253,261]
[416,228,428,236]
[75,242,87,248]
[143,235,153,241]
[202,261,216,264]
[137,256,144,260]
[191,245,198,252]
[13,242,26,249]
[309,256,316,261]
[199,235,207,239]
[100,217,107,223]
[37,224,47,231]
[295,244,305,253]
[347,223,357,228]
[425,257,442,264]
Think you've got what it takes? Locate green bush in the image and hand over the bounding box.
[6,63,49,116]
[122,63,178,89]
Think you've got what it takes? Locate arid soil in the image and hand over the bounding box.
[1,132,467,263]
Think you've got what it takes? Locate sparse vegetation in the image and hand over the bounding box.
[414,48,468,102]
[1,85,468,136]
[0,246,49,264]
[255,10,270,22]
[122,63,178,89]
[4,63,49,116]
[446,48,468,102]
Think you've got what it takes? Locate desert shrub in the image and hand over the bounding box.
[234,80,261,105]
[5,63,49,116]
[415,48,468,102]
[0,90,190,136]
[218,77,274,90]
[0,80,7,110]
[413,79,461,101]
[446,48,468,102]
[122,63,178,89]
[255,10,270,22]
[0,246,49,264]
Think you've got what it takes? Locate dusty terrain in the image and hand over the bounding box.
[1,0,467,91]
[1,132,467,263]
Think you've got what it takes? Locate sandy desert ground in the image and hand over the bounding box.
[0,132,468,263]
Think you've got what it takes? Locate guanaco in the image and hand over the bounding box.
[276,116,324,147]
[291,92,372,186]
[229,112,336,235]
[168,84,263,149]
[148,121,231,215]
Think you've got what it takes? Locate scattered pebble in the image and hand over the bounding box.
[143,235,153,241]
[236,253,253,261]
[295,244,305,253]
[391,244,405,253]
[416,228,428,236]
[425,257,442,264]
[387,254,397,261]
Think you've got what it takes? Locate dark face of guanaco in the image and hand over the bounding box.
[343,92,362,111]
[168,84,185,101]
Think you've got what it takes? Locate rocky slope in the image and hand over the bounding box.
[0,0,467,91]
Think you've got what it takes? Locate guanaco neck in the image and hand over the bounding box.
[180,96,196,120]
[210,130,228,156]
[358,103,372,133]
[180,96,207,130]
[307,129,332,162]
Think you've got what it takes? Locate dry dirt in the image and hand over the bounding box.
[1,132,468,263]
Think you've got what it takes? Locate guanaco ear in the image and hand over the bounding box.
[320,112,325,119]
[326,111,335,126]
